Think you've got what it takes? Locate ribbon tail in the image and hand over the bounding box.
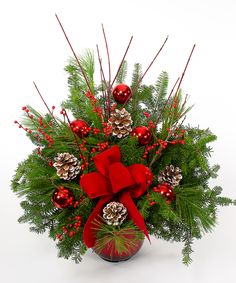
[83,195,112,248]
[119,191,150,242]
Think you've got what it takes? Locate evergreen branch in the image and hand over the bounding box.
[182,235,193,265]
[116,60,128,84]
[175,186,216,233]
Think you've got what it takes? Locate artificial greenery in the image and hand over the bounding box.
[12,48,235,265]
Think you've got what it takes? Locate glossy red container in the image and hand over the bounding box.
[93,236,144,262]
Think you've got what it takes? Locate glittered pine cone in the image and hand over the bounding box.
[103,202,128,226]
[158,165,182,187]
[108,108,133,138]
[53,152,81,180]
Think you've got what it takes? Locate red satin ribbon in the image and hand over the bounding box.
[80,145,153,248]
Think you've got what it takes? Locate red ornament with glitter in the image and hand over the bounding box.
[70,119,90,138]
[131,126,152,146]
[112,84,132,104]
[153,183,174,204]
[52,186,74,209]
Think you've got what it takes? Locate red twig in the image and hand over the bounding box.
[96,45,108,89]
[102,24,111,87]
[33,82,60,127]
[96,45,108,118]
[55,14,93,94]
[111,36,133,87]
[33,82,53,116]
[173,44,196,100]
[101,24,111,116]
[132,36,169,93]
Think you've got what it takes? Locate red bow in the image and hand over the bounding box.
[80,145,153,248]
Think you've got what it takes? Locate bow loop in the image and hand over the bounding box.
[108,162,136,194]
[80,172,112,199]
[93,145,120,176]
[128,164,153,198]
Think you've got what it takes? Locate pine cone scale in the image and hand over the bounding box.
[103,202,128,226]
[158,165,182,187]
[108,108,133,138]
[53,152,81,180]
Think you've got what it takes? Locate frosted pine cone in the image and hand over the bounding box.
[158,165,182,187]
[103,202,128,226]
[53,152,81,180]
[108,108,133,138]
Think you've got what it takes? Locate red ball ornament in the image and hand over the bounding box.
[70,119,90,138]
[131,126,152,146]
[112,84,132,104]
[52,186,74,209]
[153,183,174,204]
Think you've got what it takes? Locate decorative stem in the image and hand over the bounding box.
[111,36,133,87]
[101,24,111,88]
[132,36,169,94]
[173,44,196,100]
[55,14,93,94]
[33,82,60,127]
[96,44,109,118]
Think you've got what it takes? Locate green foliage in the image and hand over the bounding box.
[116,60,128,84]
[62,49,102,128]
[131,63,142,90]
[142,71,168,122]
[154,126,218,185]
[182,235,193,265]
[12,153,92,262]
[175,186,215,234]
[118,136,145,165]
[65,49,95,92]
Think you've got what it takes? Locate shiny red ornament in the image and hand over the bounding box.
[70,119,90,138]
[52,186,74,209]
[131,126,152,146]
[112,84,132,104]
[154,183,174,204]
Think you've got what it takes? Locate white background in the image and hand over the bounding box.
[0,0,236,282]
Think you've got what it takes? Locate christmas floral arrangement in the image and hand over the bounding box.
[12,16,235,265]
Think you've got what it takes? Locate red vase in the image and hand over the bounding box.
[93,236,144,262]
